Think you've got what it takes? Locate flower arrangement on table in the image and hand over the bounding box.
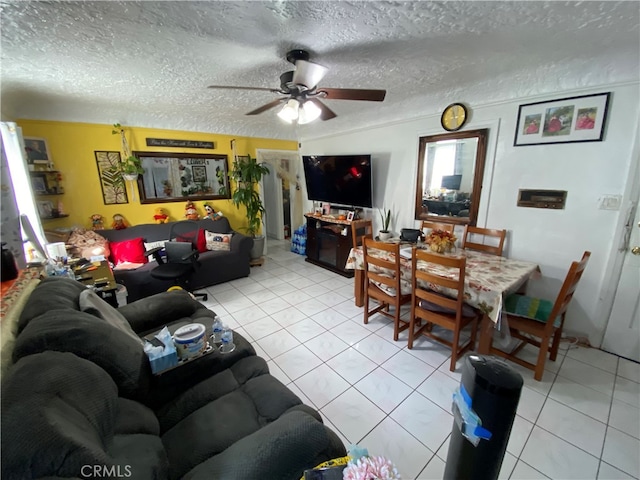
[425,229,457,253]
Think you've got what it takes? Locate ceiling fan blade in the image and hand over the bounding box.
[292,60,329,89]
[318,88,387,102]
[208,85,281,93]
[308,98,337,121]
[245,98,286,116]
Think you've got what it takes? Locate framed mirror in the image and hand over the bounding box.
[134,151,231,204]
[414,128,488,226]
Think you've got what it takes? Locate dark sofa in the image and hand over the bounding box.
[97,218,253,302]
[1,277,346,479]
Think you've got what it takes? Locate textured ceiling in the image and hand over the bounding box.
[1,1,638,140]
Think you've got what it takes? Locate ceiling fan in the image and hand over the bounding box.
[207,49,386,124]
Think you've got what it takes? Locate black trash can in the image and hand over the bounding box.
[444,354,523,480]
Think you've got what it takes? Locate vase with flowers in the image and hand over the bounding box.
[425,228,457,253]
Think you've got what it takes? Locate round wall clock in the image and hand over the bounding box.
[441,103,468,132]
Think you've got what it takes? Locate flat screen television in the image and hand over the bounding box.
[441,174,462,190]
[302,155,373,208]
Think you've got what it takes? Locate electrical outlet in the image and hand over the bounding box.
[598,194,621,210]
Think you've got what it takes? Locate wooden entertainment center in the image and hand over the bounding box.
[304,214,355,277]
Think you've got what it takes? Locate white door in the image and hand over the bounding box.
[262,163,284,240]
[602,201,640,361]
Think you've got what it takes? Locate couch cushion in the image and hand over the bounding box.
[108,434,169,480]
[162,373,303,479]
[12,309,150,401]
[17,277,87,334]
[79,289,144,345]
[1,351,117,479]
[114,398,160,436]
[205,231,233,251]
[110,237,148,265]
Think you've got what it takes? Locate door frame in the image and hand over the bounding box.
[594,115,640,348]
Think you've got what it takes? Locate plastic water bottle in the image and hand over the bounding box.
[219,325,236,354]
[211,315,223,344]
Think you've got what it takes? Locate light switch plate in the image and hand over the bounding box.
[598,194,622,210]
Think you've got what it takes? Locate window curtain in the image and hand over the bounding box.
[0,122,48,266]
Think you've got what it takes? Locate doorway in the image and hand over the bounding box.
[257,149,302,243]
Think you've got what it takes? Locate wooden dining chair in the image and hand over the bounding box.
[491,251,591,381]
[351,219,374,250]
[421,220,455,235]
[408,247,480,371]
[462,225,507,256]
[363,237,412,341]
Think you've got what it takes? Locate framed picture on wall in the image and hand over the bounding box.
[24,137,51,164]
[30,173,48,194]
[514,92,610,146]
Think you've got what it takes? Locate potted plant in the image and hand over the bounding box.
[378,207,392,241]
[112,123,144,180]
[228,154,270,259]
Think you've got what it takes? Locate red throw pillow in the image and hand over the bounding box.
[176,229,207,253]
[109,237,148,265]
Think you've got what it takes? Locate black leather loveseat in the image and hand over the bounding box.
[97,217,253,302]
[1,277,346,479]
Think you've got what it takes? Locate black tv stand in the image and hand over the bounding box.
[304,214,354,278]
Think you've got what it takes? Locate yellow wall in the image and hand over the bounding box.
[19,120,297,232]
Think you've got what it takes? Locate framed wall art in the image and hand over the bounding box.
[30,173,48,194]
[95,151,129,205]
[133,151,230,204]
[24,137,51,164]
[514,92,610,146]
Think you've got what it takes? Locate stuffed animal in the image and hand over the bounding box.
[112,213,129,230]
[90,214,104,231]
[203,203,223,221]
[153,207,169,224]
[68,228,110,259]
[184,201,199,220]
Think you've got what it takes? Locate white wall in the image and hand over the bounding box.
[298,83,639,345]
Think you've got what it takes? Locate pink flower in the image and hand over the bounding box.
[343,456,401,480]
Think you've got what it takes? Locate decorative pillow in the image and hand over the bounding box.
[79,289,144,345]
[175,229,207,253]
[67,228,110,259]
[144,240,167,258]
[205,231,233,251]
[109,237,148,265]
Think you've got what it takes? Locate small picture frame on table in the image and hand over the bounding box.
[346,211,355,222]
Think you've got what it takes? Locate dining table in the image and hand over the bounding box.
[345,243,540,354]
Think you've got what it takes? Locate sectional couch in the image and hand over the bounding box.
[96,218,253,302]
[1,277,346,479]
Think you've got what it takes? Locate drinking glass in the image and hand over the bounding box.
[219,326,236,354]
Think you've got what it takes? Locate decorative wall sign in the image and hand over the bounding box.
[145,138,215,149]
[94,151,129,205]
[514,92,610,146]
[134,151,230,204]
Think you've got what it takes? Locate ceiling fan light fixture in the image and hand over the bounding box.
[277,99,299,123]
[298,100,322,124]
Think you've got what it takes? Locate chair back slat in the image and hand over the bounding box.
[363,238,402,292]
[411,248,466,320]
[462,225,506,256]
[351,219,374,250]
[421,221,455,235]
[543,251,591,335]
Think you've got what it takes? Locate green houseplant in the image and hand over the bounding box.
[112,123,144,179]
[228,154,270,258]
[379,207,392,241]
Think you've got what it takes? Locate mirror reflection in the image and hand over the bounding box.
[414,129,488,226]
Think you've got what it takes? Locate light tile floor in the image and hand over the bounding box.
[201,239,640,480]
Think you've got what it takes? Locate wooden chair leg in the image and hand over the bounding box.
[534,334,551,381]
[408,306,417,349]
[470,318,479,350]
[393,303,400,341]
[363,290,370,325]
[550,328,562,362]
[450,328,461,371]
